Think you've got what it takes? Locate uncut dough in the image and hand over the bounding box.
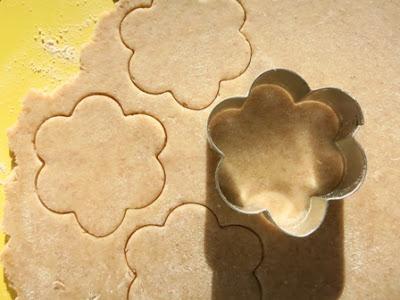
[2,0,400,299]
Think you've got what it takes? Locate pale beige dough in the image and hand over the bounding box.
[2,0,400,299]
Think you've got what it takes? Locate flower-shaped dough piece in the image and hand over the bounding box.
[35,95,166,237]
[208,69,366,237]
[120,0,251,110]
[126,204,262,299]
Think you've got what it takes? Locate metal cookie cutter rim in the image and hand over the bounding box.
[207,69,367,237]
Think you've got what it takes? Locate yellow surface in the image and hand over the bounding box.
[0,1,114,298]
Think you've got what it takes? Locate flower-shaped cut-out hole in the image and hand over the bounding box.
[120,0,251,110]
[35,95,166,237]
[208,69,366,237]
[125,204,262,299]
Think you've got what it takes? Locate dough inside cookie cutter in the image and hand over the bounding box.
[207,69,367,237]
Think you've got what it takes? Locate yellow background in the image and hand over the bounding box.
[0,1,114,298]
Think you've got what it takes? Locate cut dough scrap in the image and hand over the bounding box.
[126,204,262,300]
[120,0,251,109]
[35,95,166,237]
[209,84,344,226]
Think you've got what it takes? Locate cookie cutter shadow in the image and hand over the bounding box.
[205,146,344,299]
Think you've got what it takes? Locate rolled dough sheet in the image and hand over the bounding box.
[2,0,400,299]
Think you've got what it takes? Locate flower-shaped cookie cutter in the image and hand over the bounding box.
[207,69,367,237]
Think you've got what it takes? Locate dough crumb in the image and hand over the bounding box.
[52,280,66,290]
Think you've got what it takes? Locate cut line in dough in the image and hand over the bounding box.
[119,0,252,110]
[124,203,263,299]
[34,94,167,237]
